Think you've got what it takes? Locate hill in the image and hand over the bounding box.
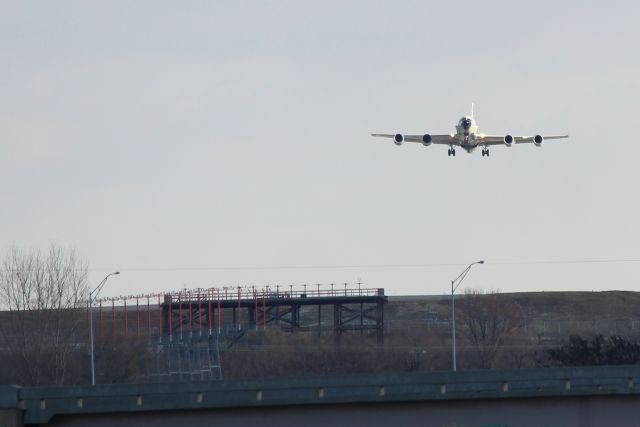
[385,291,640,338]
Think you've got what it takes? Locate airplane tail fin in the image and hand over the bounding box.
[471,103,474,119]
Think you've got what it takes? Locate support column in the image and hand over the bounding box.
[334,303,342,343]
[377,301,384,346]
[161,301,170,337]
[232,307,236,328]
[249,303,256,326]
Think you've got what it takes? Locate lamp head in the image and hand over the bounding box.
[478,260,485,264]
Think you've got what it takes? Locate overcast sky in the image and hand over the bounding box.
[2,1,639,298]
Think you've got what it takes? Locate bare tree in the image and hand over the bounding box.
[456,289,525,369]
[0,244,88,385]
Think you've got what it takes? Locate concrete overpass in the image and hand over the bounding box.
[3,365,640,426]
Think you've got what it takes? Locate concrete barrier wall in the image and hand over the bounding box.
[45,395,640,427]
[4,366,640,426]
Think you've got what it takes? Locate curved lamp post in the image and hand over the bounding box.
[451,261,484,372]
[89,271,120,385]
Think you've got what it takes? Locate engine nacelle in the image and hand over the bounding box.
[534,134,544,147]
[394,133,404,146]
[422,134,433,146]
[504,134,514,147]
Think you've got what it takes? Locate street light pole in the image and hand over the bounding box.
[89,271,120,385]
[451,261,484,372]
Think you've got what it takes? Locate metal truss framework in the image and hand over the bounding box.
[160,287,387,344]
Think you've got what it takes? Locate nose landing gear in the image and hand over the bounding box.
[481,148,490,157]
[448,147,456,157]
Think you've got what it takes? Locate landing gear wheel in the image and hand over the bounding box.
[486,149,489,157]
[452,148,456,156]
[447,149,451,156]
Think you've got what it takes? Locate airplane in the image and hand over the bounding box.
[371,105,568,156]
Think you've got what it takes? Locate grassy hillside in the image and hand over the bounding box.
[390,291,640,315]
[386,291,640,330]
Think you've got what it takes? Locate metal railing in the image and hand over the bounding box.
[162,284,383,304]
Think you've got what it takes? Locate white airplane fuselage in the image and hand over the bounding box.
[455,116,480,153]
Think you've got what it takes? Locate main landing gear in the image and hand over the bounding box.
[447,148,456,157]
[481,148,490,157]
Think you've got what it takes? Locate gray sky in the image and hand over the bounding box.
[2,1,639,297]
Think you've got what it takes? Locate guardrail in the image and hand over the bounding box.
[6,365,640,425]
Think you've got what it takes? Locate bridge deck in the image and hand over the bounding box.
[5,365,640,425]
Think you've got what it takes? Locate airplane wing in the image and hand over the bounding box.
[477,135,569,146]
[371,134,456,145]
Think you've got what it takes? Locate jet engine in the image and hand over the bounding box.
[504,134,514,147]
[394,134,404,146]
[422,134,433,146]
[534,135,544,147]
